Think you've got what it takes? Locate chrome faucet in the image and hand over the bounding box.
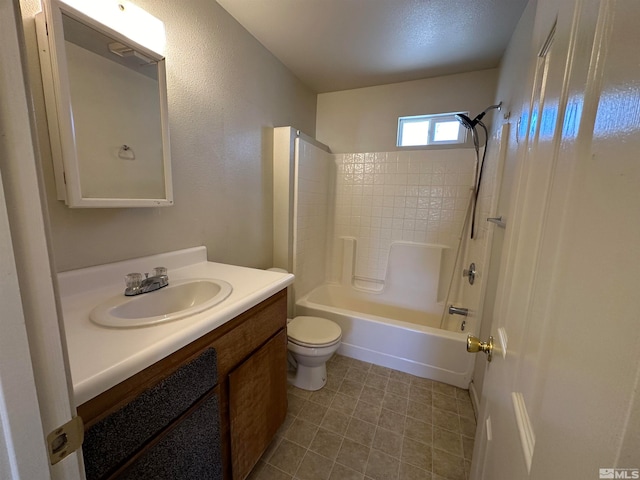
[448,305,469,317]
[125,267,169,296]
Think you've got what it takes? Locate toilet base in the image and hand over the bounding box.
[287,363,327,391]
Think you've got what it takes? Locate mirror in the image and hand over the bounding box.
[36,0,173,207]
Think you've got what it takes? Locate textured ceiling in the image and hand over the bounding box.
[216,0,529,93]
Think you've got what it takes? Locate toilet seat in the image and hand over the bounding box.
[288,336,342,349]
[287,316,342,348]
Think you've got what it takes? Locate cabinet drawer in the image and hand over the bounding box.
[211,291,287,378]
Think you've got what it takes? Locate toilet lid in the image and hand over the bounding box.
[288,316,342,346]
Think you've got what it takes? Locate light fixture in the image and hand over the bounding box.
[58,0,166,56]
[108,42,154,64]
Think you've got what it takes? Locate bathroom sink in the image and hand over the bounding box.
[90,278,233,328]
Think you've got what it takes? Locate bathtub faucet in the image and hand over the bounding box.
[448,305,469,317]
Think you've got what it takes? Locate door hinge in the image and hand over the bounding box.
[46,416,84,465]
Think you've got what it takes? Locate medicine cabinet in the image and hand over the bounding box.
[35,0,173,207]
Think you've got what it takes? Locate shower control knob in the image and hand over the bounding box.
[463,262,476,285]
[467,334,494,362]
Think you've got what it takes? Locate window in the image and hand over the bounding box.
[397,112,467,147]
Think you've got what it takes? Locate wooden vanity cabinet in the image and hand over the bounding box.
[78,289,288,480]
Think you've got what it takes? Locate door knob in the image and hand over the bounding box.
[467,334,494,362]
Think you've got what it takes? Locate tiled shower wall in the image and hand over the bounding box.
[293,139,333,299]
[293,143,478,302]
[329,150,476,284]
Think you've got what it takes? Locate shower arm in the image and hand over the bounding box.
[482,103,503,114]
[472,102,503,126]
[455,102,502,131]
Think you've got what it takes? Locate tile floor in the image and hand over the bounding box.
[248,355,477,480]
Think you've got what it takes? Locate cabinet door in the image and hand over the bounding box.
[119,389,223,480]
[229,329,287,480]
[82,349,218,480]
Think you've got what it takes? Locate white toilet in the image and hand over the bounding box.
[287,316,342,391]
[266,269,342,391]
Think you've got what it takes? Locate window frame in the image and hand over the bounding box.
[397,112,468,147]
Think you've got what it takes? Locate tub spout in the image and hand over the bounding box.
[448,305,469,316]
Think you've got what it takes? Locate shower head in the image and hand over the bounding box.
[456,102,503,130]
[455,113,476,130]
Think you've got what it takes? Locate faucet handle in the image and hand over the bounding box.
[153,266,167,277]
[125,272,143,288]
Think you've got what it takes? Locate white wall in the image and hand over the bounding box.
[316,69,499,153]
[19,0,317,272]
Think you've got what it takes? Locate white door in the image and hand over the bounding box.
[0,2,84,479]
[471,1,640,478]
[0,174,50,480]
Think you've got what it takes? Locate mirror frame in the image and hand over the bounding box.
[35,0,173,208]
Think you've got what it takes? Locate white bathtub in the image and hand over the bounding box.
[296,283,475,388]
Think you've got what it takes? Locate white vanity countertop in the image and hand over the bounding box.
[58,247,293,406]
